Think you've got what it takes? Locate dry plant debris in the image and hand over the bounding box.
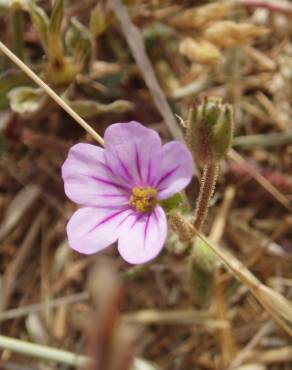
[0,1,291,370]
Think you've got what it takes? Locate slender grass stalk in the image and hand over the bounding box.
[193,164,219,230]
[0,335,89,367]
[0,41,104,147]
[233,131,292,148]
[0,335,159,370]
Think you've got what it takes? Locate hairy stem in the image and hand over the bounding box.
[193,164,219,231]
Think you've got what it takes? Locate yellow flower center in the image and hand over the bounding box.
[129,187,158,213]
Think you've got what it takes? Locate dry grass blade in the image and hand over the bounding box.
[209,185,236,243]
[256,285,292,328]
[0,292,89,322]
[228,321,275,369]
[243,346,292,364]
[233,131,292,148]
[0,212,42,311]
[0,184,40,241]
[110,0,184,142]
[229,149,292,212]
[197,232,292,337]
[210,186,238,367]
[123,309,228,329]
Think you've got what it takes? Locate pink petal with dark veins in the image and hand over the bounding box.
[62,143,130,207]
[66,206,133,254]
[154,141,194,199]
[104,121,162,187]
[117,205,167,264]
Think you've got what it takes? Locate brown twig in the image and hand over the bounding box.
[0,292,89,322]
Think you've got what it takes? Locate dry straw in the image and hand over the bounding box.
[0,31,291,340]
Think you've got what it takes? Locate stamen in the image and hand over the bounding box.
[129,187,157,213]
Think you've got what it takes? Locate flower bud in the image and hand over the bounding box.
[186,97,234,167]
[169,212,195,242]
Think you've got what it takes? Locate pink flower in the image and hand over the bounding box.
[62,121,193,264]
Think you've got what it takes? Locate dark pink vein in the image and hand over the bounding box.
[143,214,151,249]
[135,145,143,181]
[88,208,129,234]
[91,176,130,191]
[156,165,179,188]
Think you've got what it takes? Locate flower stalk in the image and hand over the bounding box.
[193,163,219,231]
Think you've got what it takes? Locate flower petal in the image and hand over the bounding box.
[62,143,130,207]
[154,141,194,199]
[67,206,132,254]
[104,121,162,186]
[117,205,167,264]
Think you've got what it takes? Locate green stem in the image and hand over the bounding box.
[193,163,219,231]
[11,6,25,61]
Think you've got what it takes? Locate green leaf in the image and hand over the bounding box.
[0,0,27,12]
[65,18,94,71]
[67,99,133,119]
[0,0,10,12]
[98,68,130,98]
[48,0,63,35]
[28,1,49,50]
[0,72,32,111]
[89,3,108,38]
[160,193,183,214]
[189,236,217,303]
[7,86,44,114]
[191,263,214,303]
[192,236,217,273]
[47,0,64,61]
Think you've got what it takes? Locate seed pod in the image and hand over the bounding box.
[186,97,234,167]
[204,21,269,49]
[179,37,221,65]
[168,2,232,30]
